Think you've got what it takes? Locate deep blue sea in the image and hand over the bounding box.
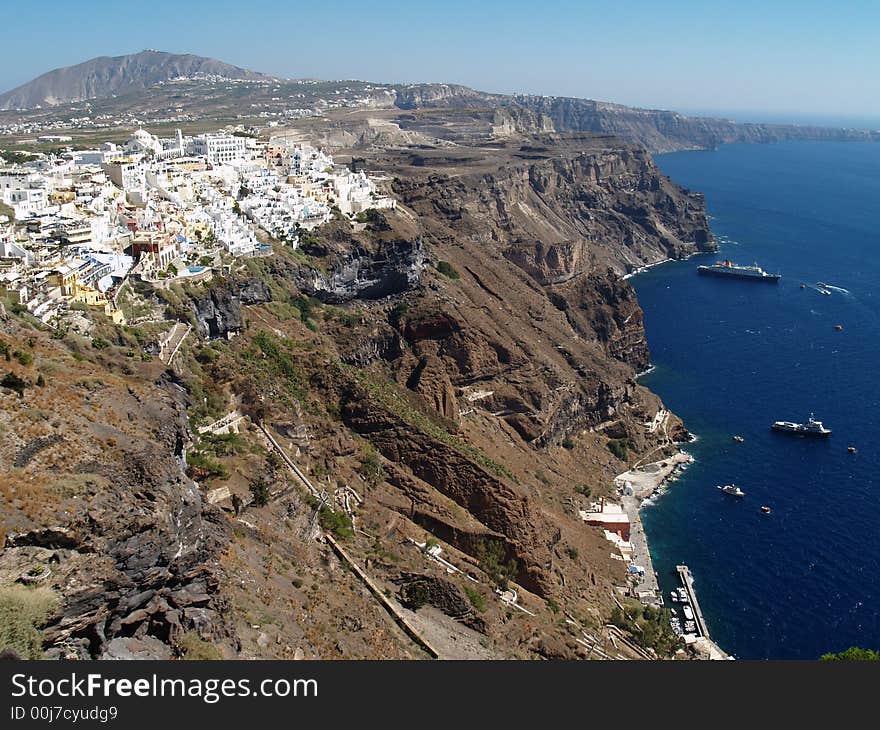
[633,141,880,659]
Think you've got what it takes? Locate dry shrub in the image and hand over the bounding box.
[0,585,60,659]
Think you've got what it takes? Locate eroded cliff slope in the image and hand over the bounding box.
[2,128,707,660]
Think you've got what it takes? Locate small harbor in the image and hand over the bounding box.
[671,565,730,659]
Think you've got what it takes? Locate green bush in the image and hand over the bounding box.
[318,506,353,540]
[0,586,59,659]
[249,478,270,507]
[463,585,487,612]
[474,538,518,589]
[436,260,460,279]
[820,647,880,661]
[607,438,629,461]
[185,452,229,481]
[611,600,680,657]
[13,350,33,366]
[1,371,27,397]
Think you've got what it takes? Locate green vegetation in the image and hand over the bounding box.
[12,349,32,366]
[185,452,230,481]
[179,631,222,660]
[359,448,386,488]
[318,506,354,540]
[0,585,59,659]
[1,371,28,397]
[562,437,575,450]
[354,208,390,231]
[249,478,270,507]
[611,600,680,657]
[352,367,515,481]
[199,431,248,456]
[436,260,460,279]
[576,484,592,497]
[91,336,110,350]
[389,301,409,328]
[820,647,880,661]
[474,538,518,589]
[607,438,629,461]
[463,585,487,612]
[250,330,308,400]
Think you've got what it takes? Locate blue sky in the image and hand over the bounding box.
[1,0,878,122]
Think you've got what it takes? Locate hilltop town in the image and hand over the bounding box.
[0,126,395,333]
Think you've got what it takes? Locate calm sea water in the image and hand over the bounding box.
[633,141,880,659]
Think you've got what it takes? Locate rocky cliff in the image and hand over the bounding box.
[2,129,699,660]
[389,84,880,152]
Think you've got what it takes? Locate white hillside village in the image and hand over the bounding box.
[0,127,395,330]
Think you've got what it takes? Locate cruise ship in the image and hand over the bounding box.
[771,414,832,436]
[697,260,781,281]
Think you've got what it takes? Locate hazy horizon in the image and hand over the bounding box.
[2,0,878,125]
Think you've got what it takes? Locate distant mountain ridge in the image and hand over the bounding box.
[2,51,877,153]
[392,84,880,152]
[0,50,274,110]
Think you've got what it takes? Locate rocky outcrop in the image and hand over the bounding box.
[0,353,236,660]
[405,355,460,425]
[343,393,559,596]
[188,277,270,338]
[392,143,714,279]
[549,270,650,370]
[310,238,426,303]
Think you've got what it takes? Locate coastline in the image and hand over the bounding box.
[615,451,731,659]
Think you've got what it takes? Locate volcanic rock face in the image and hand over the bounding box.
[343,395,558,596]
[405,355,461,424]
[392,143,714,281]
[0,334,234,659]
[188,277,271,338]
[310,238,426,303]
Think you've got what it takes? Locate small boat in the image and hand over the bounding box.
[848,446,857,453]
[733,435,745,442]
[821,289,832,296]
[800,283,806,289]
[834,324,843,331]
[761,506,771,514]
[718,484,745,497]
[670,592,679,602]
